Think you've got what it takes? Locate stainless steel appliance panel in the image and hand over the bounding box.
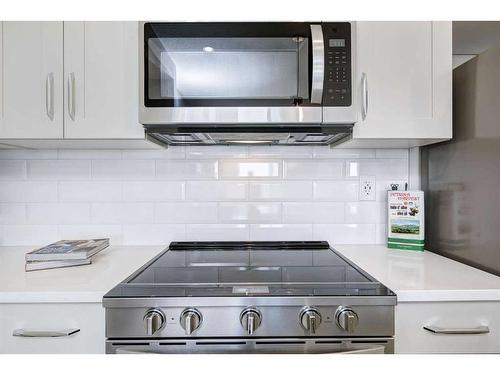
[105,304,394,338]
[422,46,500,276]
[139,22,356,127]
[106,337,394,354]
[139,106,323,124]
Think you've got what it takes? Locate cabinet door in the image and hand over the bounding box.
[396,302,500,354]
[0,22,63,139]
[63,22,144,139]
[354,22,451,140]
[0,303,104,354]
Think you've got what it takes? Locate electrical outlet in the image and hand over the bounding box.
[359,176,376,201]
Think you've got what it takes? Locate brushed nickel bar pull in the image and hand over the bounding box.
[67,72,76,121]
[423,325,490,334]
[45,73,54,121]
[361,72,368,120]
[13,328,80,337]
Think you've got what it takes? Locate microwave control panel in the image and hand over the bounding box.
[322,23,352,107]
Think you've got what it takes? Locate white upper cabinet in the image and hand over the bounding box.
[0,22,64,139]
[63,22,144,139]
[352,22,452,145]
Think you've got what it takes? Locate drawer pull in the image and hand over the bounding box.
[13,328,80,337]
[423,325,490,335]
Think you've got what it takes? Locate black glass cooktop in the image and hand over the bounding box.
[104,241,394,298]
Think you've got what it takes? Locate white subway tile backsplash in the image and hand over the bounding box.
[250,224,313,241]
[313,181,359,201]
[0,181,58,202]
[92,160,155,180]
[58,149,122,160]
[249,181,312,201]
[0,160,26,179]
[186,181,247,201]
[59,182,122,202]
[91,203,154,224]
[218,203,281,223]
[27,160,91,180]
[156,160,218,180]
[58,225,123,244]
[284,160,343,180]
[0,204,26,224]
[283,202,344,224]
[376,223,388,245]
[186,224,249,241]
[247,146,313,159]
[122,148,185,160]
[0,225,59,246]
[122,224,186,245]
[154,203,217,223]
[0,147,408,245]
[0,150,57,159]
[313,148,376,159]
[347,159,408,180]
[27,203,90,224]
[313,224,377,244]
[375,149,409,159]
[187,146,248,159]
[345,202,386,224]
[219,160,281,179]
[123,181,184,202]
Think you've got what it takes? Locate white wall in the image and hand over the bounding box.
[0,146,409,246]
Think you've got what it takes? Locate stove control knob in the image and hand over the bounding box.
[143,308,165,336]
[335,306,359,333]
[240,307,262,335]
[180,308,202,335]
[300,307,322,334]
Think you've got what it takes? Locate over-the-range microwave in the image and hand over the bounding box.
[139,22,358,146]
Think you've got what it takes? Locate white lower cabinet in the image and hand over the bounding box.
[395,302,500,353]
[0,303,104,354]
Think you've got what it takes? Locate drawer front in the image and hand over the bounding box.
[0,303,104,354]
[396,302,500,353]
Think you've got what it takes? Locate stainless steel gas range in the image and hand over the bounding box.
[103,241,396,354]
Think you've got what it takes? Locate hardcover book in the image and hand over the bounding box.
[25,238,109,262]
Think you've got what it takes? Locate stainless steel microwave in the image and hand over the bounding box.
[139,22,357,146]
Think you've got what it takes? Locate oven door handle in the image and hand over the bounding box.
[310,24,324,104]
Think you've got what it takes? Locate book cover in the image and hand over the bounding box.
[387,191,425,251]
[25,238,109,261]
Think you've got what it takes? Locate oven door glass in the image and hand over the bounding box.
[144,23,314,107]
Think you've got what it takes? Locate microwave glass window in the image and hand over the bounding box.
[147,37,309,101]
[329,39,345,48]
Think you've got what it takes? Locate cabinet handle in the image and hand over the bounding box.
[423,325,490,335]
[13,328,80,337]
[45,73,54,121]
[67,72,76,121]
[361,72,368,120]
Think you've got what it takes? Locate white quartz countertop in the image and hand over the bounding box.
[335,245,500,302]
[1,244,500,304]
[0,246,163,303]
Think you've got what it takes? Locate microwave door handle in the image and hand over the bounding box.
[310,25,324,104]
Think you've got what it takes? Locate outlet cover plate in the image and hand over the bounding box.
[359,176,376,201]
